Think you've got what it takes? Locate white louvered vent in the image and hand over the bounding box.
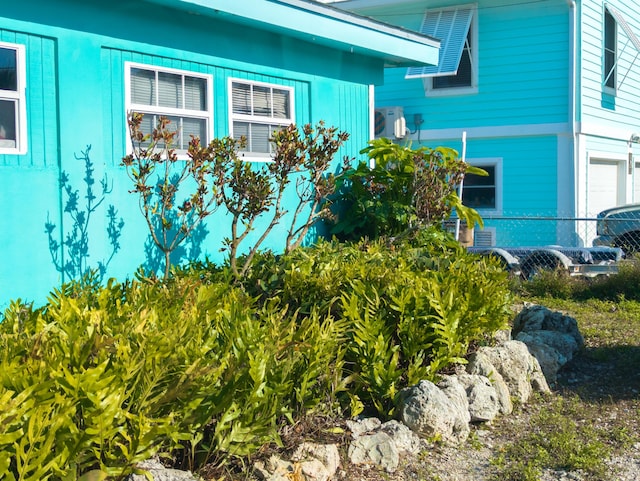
[474,228,496,247]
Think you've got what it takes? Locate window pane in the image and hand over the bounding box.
[158,72,183,109]
[272,89,290,119]
[185,76,206,111]
[0,48,17,91]
[232,82,251,115]
[233,121,249,141]
[182,117,206,145]
[464,166,495,186]
[604,11,616,89]
[0,99,16,145]
[132,112,155,148]
[253,86,271,117]
[250,123,271,152]
[463,187,495,209]
[131,68,156,106]
[433,31,472,89]
[463,166,495,209]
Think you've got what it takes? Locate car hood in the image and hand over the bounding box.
[598,203,640,218]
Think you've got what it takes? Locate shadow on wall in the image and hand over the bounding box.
[142,215,209,275]
[44,145,124,283]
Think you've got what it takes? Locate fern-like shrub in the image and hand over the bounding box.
[242,230,512,417]
[0,276,344,480]
[0,229,511,478]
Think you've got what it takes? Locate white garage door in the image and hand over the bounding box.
[588,159,624,217]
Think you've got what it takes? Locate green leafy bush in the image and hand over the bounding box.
[0,277,345,479]
[1,228,512,477]
[243,234,512,417]
[329,138,485,241]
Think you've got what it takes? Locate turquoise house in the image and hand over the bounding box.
[0,0,439,306]
[337,0,640,248]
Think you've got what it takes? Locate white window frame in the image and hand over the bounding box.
[228,78,295,161]
[0,42,27,155]
[462,158,502,215]
[124,62,213,157]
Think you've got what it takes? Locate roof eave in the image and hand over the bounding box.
[143,0,439,67]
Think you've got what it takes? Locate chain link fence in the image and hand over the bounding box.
[447,213,640,278]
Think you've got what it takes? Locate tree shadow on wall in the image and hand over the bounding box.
[44,145,125,283]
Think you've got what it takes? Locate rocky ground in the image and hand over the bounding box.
[330,347,640,481]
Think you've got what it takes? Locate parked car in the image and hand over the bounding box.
[593,203,640,255]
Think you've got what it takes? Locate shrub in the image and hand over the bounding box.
[0,276,345,479]
[242,232,512,417]
[328,138,484,242]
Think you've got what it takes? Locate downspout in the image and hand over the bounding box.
[568,0,578,219]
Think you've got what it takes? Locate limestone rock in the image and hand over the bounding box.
[456,373,501,422]
[348,431,399,473]
[466,350,513,415]
[127,459,199,481]
[398,379,470,445]
[291,442,340,481]
[379,420,423,455]
[472,340,550,404]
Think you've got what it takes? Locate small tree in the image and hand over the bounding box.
[122,113,242,279]
[199,122,348,279]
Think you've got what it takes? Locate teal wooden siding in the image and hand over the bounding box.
[0,0,376,307]
[374,0,571,130]
[580,0,640,130]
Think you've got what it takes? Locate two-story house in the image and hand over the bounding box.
[337,0,640,248]
[0,0,439,306]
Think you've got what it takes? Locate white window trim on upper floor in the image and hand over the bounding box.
[124,61,214,157]
[603,3,640,94]
[0,41,27,155]
[228,78,295,162]
[405,3,478,96]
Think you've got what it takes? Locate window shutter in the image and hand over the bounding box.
[406,5,474,79]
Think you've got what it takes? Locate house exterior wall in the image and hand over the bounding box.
[0,0,387,306]
[358,0,572,246]
[349,0,640,248]
[578,0,640,225]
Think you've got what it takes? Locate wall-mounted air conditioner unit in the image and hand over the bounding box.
[374,106,406,139]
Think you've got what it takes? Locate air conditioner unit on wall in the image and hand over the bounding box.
[374,106,406,139]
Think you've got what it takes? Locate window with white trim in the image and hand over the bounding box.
[405,4,477,94]
[603,4,640,93]
[462,160,501,213]
[0,42,26,153]
[229,79,294,159]
[125,62,212,152]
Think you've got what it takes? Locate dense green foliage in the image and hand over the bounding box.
[0,232,511,480]
[329,138,485,241]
